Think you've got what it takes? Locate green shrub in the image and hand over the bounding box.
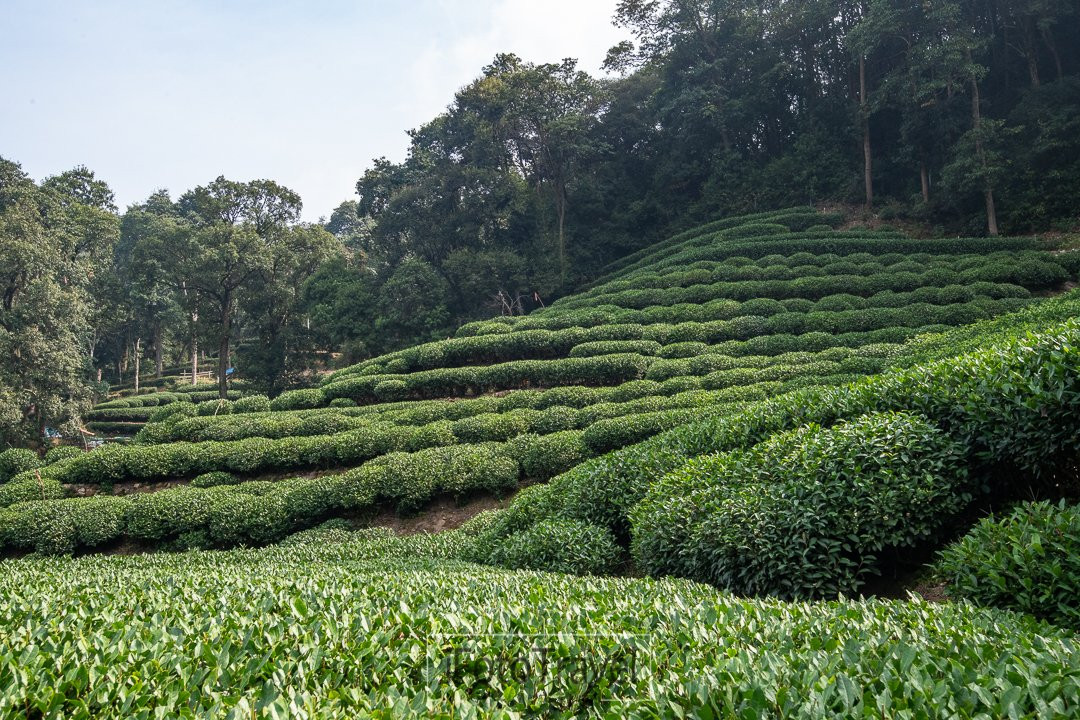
[148,402,197,423]
[5,496,130,554]
[455,410,533,443]
[191,471,240,488]
[506,431,591,479]
[362,443,520,514]
[329,398,357,408]
[232,394,271,414]
[325,354,654,405]
[488,519,622,575]
[270,388,326,411]
[44,446,83,465]
[569,340,662,358]
[374,379,408,401]
[403,420,456,452]
[632,412,969,598]
[0,448,41,483]
[583,408,705,454]
[0,474,66,507]
[125,487,215,541]
[196,399,233,417]
[935,500,1080,629]
[206,491,291,547]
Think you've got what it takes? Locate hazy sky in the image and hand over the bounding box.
[1,0,624,221]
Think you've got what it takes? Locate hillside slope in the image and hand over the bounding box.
[1,208,1076,555]
[4,208,1080,717]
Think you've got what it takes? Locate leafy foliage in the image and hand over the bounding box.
[0,538,1078,717]
[632,412,969,598]
[936,500,1080,629]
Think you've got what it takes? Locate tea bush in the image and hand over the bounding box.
[1,539,1077,717]
[0,448,40,484]
[935,500,1080,629]
[631,412,969,598]
[486,518,622,575]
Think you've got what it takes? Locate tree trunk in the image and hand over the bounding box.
[920,160,930,203]
[1023,20,1040,88]
[859,55,873,210]
[1042,26,1063,81]
[967,49,999,237]
[984,190,999,237]
[190,304,200,386]
[556,186,568,286]
[154,325,163,378]
[134,337,141,393]
[218,290,233,399]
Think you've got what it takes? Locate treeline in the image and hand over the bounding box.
[0,162,343,444]
[337,0,1080,334]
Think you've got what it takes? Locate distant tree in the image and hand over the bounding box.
[175,177,304,397]
[0,158,118,445]
[299,256,380,363]
[375,259,452,348]
[238,223,342,392]
[115,191,184,379]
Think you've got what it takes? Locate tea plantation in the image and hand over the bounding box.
[3,209,1080,716]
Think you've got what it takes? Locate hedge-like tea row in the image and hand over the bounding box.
[297,353,653,409]
[585,249,1041,299]
[17,389,771,492]
[11,422,432,490]
[640,234,1043,275]
[596,249,1065,294]
[631,412,969,598]
[0,444,520,555]
[544,271,1043,312]
[2,537,1077,717]
[93,393,183,410]
[146,377,758,444]
[471,302,1080,594]
[582,232,1017,294]
[84,407,159,422]
[935,500,1080,629]
[595,207,838,279]
[85,421,146,434]
[336,285,1030,379]
[145,367,849,448]
[332,297,1025,389]
[453,283,1030,337]
[556,255,1062,312]
[569,270,1036,315]
[86,391,244,423]
[91,390,241,411]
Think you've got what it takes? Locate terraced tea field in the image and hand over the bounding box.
[3,208,1080,716]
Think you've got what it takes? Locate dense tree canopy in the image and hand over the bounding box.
[335,0,1080,355]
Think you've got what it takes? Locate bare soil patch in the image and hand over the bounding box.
[365,488,524,536]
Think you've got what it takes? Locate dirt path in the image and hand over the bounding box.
[365,489,521,535]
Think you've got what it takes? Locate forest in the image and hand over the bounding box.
[3,0,1079,447]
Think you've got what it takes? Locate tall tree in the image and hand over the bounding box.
[175,177,303,398]
[0,159,118,445]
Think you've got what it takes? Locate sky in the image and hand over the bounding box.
[1,0,624,221]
